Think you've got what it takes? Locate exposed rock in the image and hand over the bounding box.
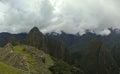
[0,43,28,70]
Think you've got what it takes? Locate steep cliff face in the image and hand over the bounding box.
[25,27,69,60]
[46,38,68,60]
[26,27,47,52]
[81,40,119,74]
[112,43,120,67]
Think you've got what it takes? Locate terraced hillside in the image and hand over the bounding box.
[0,43,54,74]
[0,61,27,74]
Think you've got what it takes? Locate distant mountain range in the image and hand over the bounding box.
[0,27,120,74]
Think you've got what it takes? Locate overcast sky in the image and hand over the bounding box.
[0,0,120,35]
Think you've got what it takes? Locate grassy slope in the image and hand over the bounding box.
[13,45,54,74]
[13,46,35,63]
[0,61,27,74]
[13,46,35,73]
[45,54,54,68]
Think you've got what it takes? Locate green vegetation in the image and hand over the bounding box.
[13,45,37,73]
[0,61,27,74]
[81,40,119,74]
[13,46,35,63]
[49,59,84,74]
[45,54,54,68]
[13,45,53,74]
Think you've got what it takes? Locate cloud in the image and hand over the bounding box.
[99,29,111,35]
[0,0,54,33]
[0,0,120,35]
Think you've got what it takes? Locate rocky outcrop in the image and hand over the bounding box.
[0,43,53,74]
[0,43,28,70]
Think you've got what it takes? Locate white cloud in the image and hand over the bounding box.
[99,29,111,35]
[0,0,120,35]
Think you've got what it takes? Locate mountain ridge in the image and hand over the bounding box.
[0,27,119,74]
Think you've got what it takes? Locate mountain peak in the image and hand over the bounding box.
[26,27,47,52]
[28,26,44,37]
[29,27,40,33]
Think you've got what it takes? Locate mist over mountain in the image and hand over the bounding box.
[0,27,119,74]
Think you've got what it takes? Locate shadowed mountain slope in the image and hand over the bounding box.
[81,40,119,74]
